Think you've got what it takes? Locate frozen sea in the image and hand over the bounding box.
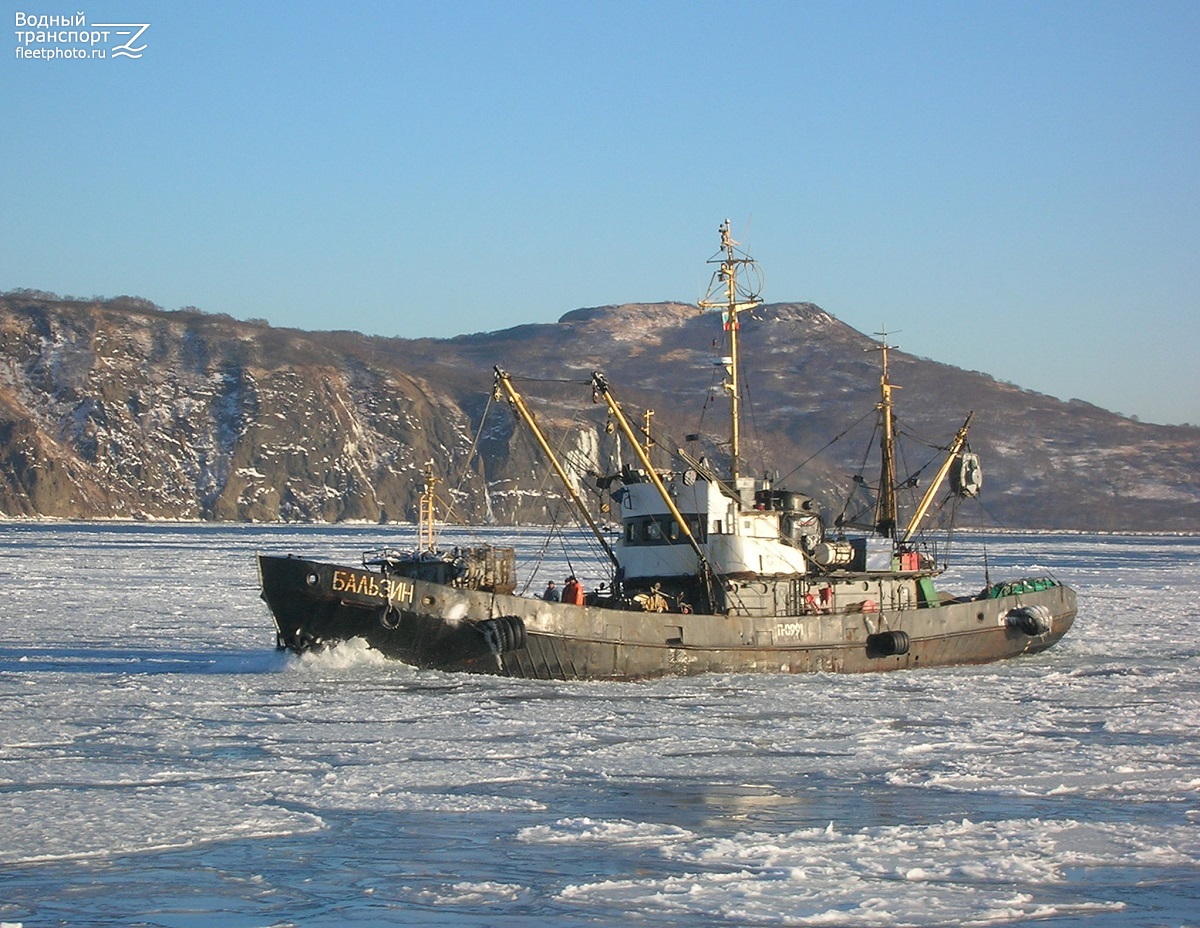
[0,523,1197,928]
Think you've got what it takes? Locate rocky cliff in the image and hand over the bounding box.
[1,292,1197,531]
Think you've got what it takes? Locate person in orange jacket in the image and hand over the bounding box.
[561,575,585,606]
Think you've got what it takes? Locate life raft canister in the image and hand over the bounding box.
[952,452,983,498]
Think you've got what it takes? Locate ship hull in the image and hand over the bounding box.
[258,553,1077,681]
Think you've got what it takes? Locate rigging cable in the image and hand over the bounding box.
[406,386,500,553]
[773,406,879,488]
[969,494,1062,585]
[503,385,619,590]
[837,415,882,528]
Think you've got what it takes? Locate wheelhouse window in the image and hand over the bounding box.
[622,514,707,546]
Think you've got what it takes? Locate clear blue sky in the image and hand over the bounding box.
[4,1,1198,425]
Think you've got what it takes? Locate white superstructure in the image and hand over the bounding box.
[613,474,812,581]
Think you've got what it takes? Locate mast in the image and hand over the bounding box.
[641,408,654,455]
[698,220,762,486]
[418,460,438,552]
[493,368,620,571]
[872,332,899,538]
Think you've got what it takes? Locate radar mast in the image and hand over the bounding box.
[698,220,763,485]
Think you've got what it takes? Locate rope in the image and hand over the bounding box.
[773,406,878,487]
[835,416,881,528]
[417,389,499,551]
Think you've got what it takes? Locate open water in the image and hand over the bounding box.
[0,523,1197,927]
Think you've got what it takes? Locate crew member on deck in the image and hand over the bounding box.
[542,580,559,602]
[561,575,585,606]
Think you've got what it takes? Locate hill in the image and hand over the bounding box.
[1,292,1196,531]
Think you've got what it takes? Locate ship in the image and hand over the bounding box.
[257,221,1076,679]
